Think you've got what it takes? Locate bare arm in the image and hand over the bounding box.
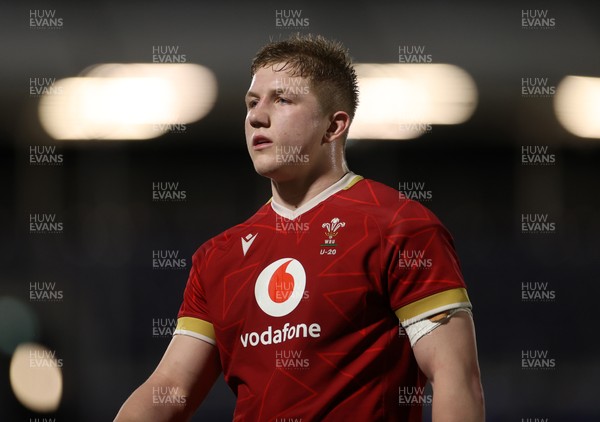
[114,334,221,422]
[412,311,485,422]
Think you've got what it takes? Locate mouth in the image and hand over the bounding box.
[252,134,273,150]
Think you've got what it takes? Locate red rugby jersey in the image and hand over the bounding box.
[175,173,471,421]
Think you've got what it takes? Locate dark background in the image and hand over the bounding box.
[1,0,599,421]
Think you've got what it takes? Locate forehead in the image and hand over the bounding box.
[248,65,310,91]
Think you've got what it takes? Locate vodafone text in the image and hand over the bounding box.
[240,322,321,348]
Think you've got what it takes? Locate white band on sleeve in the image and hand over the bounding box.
[173,329,216,346]
[403,307,472,346]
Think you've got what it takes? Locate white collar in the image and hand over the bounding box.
[270,172,361,220]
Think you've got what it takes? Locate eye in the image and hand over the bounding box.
[247,99,258,109]
[276,96,291,105]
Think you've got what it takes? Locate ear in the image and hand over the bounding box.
[322,111,351,144]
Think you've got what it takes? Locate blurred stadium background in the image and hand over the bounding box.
[1,1,599,420]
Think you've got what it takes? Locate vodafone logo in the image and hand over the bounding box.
[242,259,319,347]
[254,258,306,317]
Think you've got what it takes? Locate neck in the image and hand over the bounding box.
[271,165,348,210]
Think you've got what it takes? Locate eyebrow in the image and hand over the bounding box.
[245,88,300,100]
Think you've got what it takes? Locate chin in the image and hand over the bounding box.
[252,159,278,178]
[252,162,292,181]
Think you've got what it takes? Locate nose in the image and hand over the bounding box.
[247,101,270,128]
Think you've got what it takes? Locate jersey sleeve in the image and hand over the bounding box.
[384,201,472,327]
[174,248,216,346]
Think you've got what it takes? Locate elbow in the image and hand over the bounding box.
[468,367,485,420]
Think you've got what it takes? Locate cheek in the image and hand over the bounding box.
[277,109,327,143]
[244,118,253,136]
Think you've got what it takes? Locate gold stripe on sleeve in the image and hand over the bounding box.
[175,317,216,340]
[395,288,471,323]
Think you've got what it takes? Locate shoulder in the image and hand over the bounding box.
[191,202,271,261]
[334,178,443,232]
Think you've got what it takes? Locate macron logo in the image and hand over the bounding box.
[241,233,258,256]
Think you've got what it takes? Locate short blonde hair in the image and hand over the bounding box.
[251,34,359,120]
